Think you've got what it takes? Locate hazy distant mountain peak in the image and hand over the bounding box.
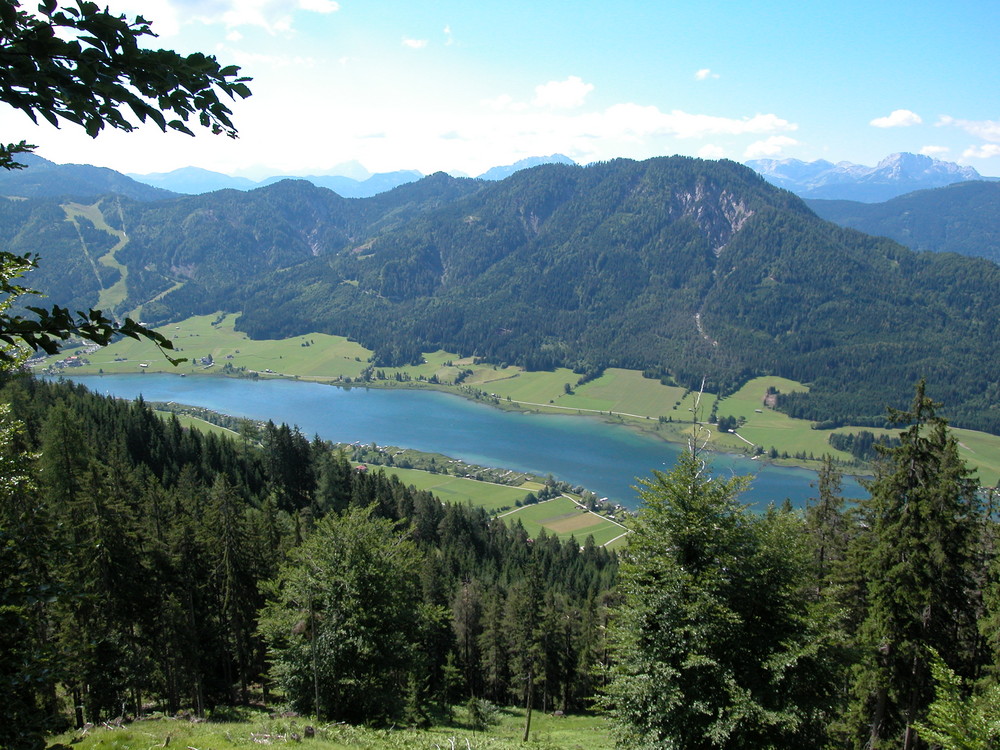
[747,152,993,202]
[127,166,257,194]
[875,151,979,180]
[323,160,371,180]
[477,154,576,181]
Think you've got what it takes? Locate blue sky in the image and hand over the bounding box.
[3,0,998,178]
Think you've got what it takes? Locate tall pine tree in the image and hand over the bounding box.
[849,382,982,749]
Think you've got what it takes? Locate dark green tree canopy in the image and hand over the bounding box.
[0,0,251,168]
[603,450,841,748]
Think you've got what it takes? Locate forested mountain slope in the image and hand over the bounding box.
[807,181,1000,264]
[235,158,1000,432]
[7,156,1000,433]
[0,153,176,201]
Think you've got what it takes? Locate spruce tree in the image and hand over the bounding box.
[849,382,982,749]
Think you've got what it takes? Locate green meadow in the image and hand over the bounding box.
[53,705,615,750]
[56,313,371,380]
[497,496,629,549]
[41,313,1000,487]
[712,377,854,460]
[384,467,532,512]
[379,469,628,548]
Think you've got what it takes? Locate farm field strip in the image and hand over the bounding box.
[382,467,531,512]
[498,496,628,548]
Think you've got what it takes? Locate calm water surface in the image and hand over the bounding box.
[65,373,867,509]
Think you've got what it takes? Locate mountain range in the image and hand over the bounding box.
[746,152,997,202]
[8,149,994,206]
[3,155,999,434]
[126,154,577,197]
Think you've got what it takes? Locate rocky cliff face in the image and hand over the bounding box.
[671,186,755,255]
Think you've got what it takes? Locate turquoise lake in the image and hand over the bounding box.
[65,373,867,509]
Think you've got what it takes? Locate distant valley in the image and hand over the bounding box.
[3,154,999,437]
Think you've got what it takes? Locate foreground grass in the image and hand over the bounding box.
[52,706,614,750]
[40,312,1000,487]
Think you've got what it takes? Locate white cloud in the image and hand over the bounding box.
[598,105,796,139]
[443,25,454,46]
[698,144,726,158]
[743,135,799,159]
[695,68,719,80]
[533,76,594,109]
[870,109,922,128]
[107,0,338,35]
[939,116,1000,143]
[299,0,339,12]
[481,94,527,112]
[963,144,1000,159]
[402,38,428,49]
[919,145,949,157]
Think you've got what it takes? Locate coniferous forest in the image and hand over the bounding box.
[2,4,1000,748]
[3,373,999,749]
[0,375,616,750]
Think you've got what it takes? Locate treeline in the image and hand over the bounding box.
[0,375,616,750]
[828,429,901,461]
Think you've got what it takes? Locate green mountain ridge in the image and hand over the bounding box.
[5,156,1000,433]
[807,180,1000,264]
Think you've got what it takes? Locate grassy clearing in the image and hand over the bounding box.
[484,368,581,405]
[714,377,855,460]
[499,496,628,548]
[52,706,614,750]
[154,410,237,440]
[64,201,131,313]
[562,368,689,417]
[384,467,532,512]
[952,427,1000,487]
[55,314,372,380]
[380,351,518,387]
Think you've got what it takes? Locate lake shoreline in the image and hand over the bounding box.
[65,366,858,479]
[52,369,872,510]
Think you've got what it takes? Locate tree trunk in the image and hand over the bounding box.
[522,668,533,742]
